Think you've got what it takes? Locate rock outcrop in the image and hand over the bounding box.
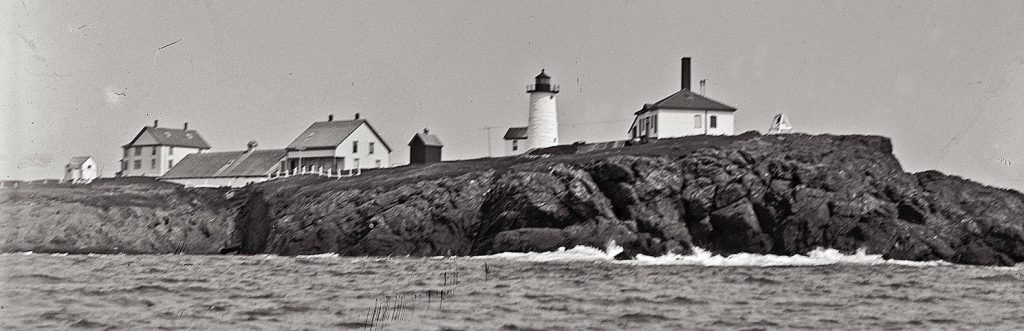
[0,178,237,254]
[229,133,1024,265]
[3,133,1023,265]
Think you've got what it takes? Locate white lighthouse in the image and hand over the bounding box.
[526,69,560,150]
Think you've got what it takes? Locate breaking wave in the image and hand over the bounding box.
[475,242,950,267]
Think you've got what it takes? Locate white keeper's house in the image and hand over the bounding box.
[629,57,737,139]
[120,120,211,177]
[284,114,391,172]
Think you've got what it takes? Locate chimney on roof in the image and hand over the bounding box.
[328,114,334,121]
[354,113,360,120]
[681,57,691,90]
[153,120,159,128]
[247,140,258,152]
[183,122,189,130]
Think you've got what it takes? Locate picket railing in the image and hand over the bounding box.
[268,166,362,180]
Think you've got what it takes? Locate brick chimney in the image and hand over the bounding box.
[328,114,334,121]
[681,57,691,90]
[153,120,159,128]
[183,122,189,130]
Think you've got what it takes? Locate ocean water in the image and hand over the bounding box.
[2,245,1023,330]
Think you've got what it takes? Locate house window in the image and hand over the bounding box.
[710,115,718,129]
[653,115,657,134]
[369,142,375,154]
[123,148,128,158]
[86,165,92,169]
[151,159,156,169]
[134,147,141,156]
[512,140,519,151]
[352,141,359,153]
[375,160,382,168]
[694,115,702,128]
[133,160,141,169]
[168,160,174,168]
[152,146,157,155]
[169,147,174,155]
[122,161,128,171]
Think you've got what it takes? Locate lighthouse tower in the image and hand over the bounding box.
[526,69,560,150]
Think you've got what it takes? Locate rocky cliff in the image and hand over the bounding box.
[3,133,1023,265]
[0,178,238,254]
[232,133,1024,265]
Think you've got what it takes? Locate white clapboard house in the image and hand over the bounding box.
[62,156,98,184]
[284,114,392,172]
[120,120,211,177]
[629,58,737,139]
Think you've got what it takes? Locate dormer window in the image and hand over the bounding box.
[352,141,359,153]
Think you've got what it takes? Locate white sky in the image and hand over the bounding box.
[2,1,1023,191]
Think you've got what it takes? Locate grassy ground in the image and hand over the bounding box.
[260,131,760,193]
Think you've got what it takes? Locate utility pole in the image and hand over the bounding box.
[483,126,500,157]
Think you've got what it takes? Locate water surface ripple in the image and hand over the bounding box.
[1,253,1022,330]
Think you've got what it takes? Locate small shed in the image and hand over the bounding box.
[63,156,98,184]
[408,129,443,164]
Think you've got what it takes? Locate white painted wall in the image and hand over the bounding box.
[121,145,202,177]
[62,158,98,183]
[526,91,558,150]
[334,123,390,169]
[504,139,526,156]
[631,109,735,139]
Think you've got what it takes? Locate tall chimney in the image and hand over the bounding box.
[328,114,334,121]
[183,122,189,130]
[354,113,360,120]
[681,57,691,90]
[153,120,159,128]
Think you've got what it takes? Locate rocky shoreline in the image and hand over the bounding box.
[3,133,1023,265]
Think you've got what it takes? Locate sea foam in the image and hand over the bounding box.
[475,241,950,267]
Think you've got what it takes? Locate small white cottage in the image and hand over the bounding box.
[62,156,98,184]
[284,114,391,172]
[628,58,737,139]
[502,127,528,156]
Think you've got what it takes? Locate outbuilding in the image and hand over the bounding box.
[408,129,443,164]
[160,142,286,188]
[62,156,98,184]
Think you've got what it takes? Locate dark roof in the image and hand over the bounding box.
[535,70,550,79]
[409,132,444,147]
[123,126,212,149]
[161,149,287,179]
[66,156,93,168]
[503,127,528,140]
[286,119,392,152]
[635,89,737,115]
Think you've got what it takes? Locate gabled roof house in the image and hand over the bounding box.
[120,120,211,177]
[285,114,392,171]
